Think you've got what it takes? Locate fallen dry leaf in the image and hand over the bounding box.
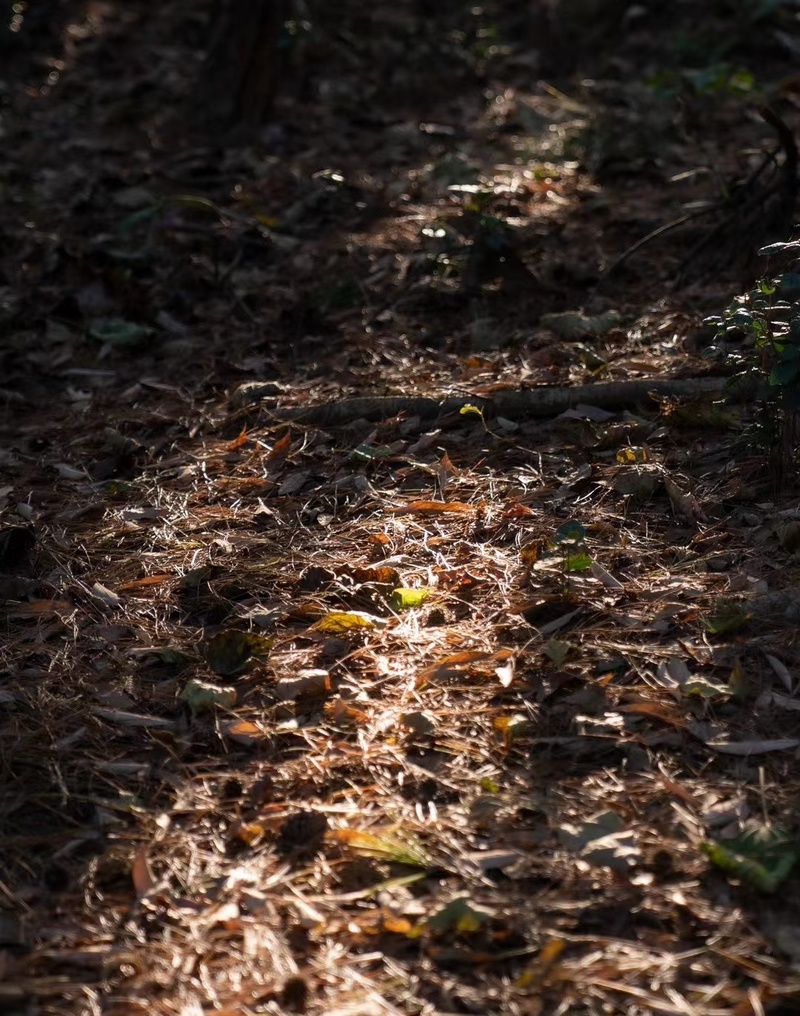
[131,845,155,899]
[390,500,475,515]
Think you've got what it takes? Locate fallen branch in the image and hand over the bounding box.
[233,376,734,427]
[675,106,798,287]
[602,107,799,286]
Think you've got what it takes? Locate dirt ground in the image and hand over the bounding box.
[3,2,800,1014]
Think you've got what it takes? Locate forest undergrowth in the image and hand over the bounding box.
[2,2,800,1014]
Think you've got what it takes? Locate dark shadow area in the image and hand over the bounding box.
[2,2,800,1014]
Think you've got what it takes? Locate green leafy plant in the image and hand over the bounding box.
[460,402,500,438]
[204,630,273,678]
[701,823,798,893]
[704,253,800,487]
[648,63,756,98]
[389,587,430,611]
[706,597,752,636]
[424,896,492,935]
[553,520,593,575]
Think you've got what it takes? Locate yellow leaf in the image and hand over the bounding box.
[313,610,383,634]
[329,828,433,868]
[231,821,266,846]
[459,403,485,420]
[615,446,648,464]
[729,658,748,699]
[515,938,566,988]
[254,213,282,229]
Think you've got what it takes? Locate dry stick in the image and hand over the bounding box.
[604,107,796,282]
[675,179,782,286]
[235,376,734,427]
[676,107,798,285]
[602,207,716,278]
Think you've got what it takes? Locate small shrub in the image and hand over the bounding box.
[704,251,800,487]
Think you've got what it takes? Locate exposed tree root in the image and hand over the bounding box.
[233,376,733,427]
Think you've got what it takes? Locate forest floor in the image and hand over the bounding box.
[3,2,800,1014]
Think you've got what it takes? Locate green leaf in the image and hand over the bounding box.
[684,676,728,701]
[554,520,587,545]
[727,67,754,94]
[427,897,492,935]
[562,550,593,573]
[205,630,273,677]
[153,647,194,668]
[348,443,393,462]
[389,587,430,610]
[778,273,800,296]
[543,639,571,666]
[116,203,163,234]
[769,360,800,387]
[88,318,155,348]
[701,825,799,893]
[540,310,622,338]
[179,678,237,712]
[169,193,221,215]
[707,601,751,635]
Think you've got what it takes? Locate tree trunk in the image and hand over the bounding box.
[197,0,287,131]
